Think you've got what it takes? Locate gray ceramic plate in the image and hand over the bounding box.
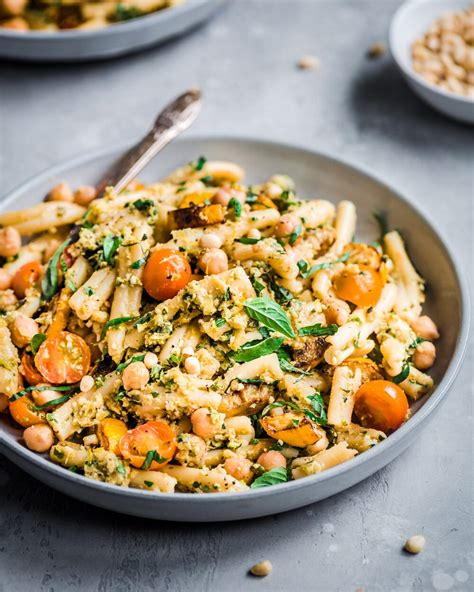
[0,137,469,521]
[0,0,225,62]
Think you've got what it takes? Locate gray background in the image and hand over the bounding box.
[0,1,472,591]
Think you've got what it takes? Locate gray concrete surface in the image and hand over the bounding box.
[0,1,473,591]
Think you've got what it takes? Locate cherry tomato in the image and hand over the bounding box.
[142,248,192,301]
[12,260,42,299]
[119,420,177,469]
[353,380,409,432]
[9,395,46,428]
[333,265,383,307]
[35,331,91,384]
[20,352,44,386]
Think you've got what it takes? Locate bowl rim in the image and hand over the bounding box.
[389,0,473,106]
[0,0,222,40]
[0,134,470,505]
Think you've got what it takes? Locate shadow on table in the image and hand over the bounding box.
[348,59,473,152]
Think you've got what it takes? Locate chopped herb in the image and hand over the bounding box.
[270,441,286,451]
[224,287,231,301]
[113,3,143,21]
[53,448,64,460]
[244,297,295,339]
[46,413,57,423]
[266,274,293,304]
[149,365,162,380]
[30,333,47,354]
[66,279,77,292]
[235,237,261,245]
[116,461,127,477]
[193,156,207,172]
[409,336,425,349]
[228,197,242,218]
[200,175,213,185]
[250,277,265,295]
[169,353,181,366]
[131,257,147,269]
[288,223,302,246]
[101,316,137,339]
[215,317,226,328]
[307,392,327,424]
[134,312,152,327]
[144,480,154,488]
[232,337,285,363]
[32,394,72,411]
[393,363,410,384]
[84,286,95,296]
[102,235,122,264]
[291,418,300,427]
[250,466,288,489]
[10,384,76,402]
[132,199,155,214]
[141,450,167,471]
[41,238,71,300]
[238,378,265,385]
[298,323,338,337]
[297,251,351,279]
[116,354,145,373]
[262,397,327,426]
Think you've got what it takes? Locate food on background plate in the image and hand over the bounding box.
[411,5,474,98]
[0,0,184,32]
[0,156,439,494]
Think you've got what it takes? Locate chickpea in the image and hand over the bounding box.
[404,534,426,554]
[184,356,201,375]
[247,228,261,240]
[9,314,39,348]
[275,213,299,238]
[257,451,287,471]
[80,375,95,393]
[199,233,223,249]
[198,248,228,275]
[223,456,253,482]
[47,181,74,203]
[1,16,28,30]
[0,269,12,291]
[23,424,54,453]
[250,560,272,577]
[31,384,61,407]
[0,227,22,258]
[143,352,159,369]
[325,298,351,326]
[410,315,439,340]
[0,393,9,413]
[122,361,149,390]
[191,408,218,440]
[212,186,246,206]
[413,341,436,370]
[74,185,97,207]
[265,182,283,199]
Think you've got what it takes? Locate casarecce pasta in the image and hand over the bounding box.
[0,157,439,493]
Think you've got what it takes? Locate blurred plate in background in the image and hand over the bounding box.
[0,0,225,62]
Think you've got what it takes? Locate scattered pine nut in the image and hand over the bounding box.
[404,534,426,554]
[297,55,320,70]
[367,42,386,59]
[250,560,272,577]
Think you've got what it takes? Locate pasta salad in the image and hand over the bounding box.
[0,157,440,494]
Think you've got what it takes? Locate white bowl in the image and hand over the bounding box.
[0,136,469,522]
[389,0,474,124]
[0,0,225,62]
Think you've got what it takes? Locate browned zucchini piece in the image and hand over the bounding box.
[168,204,225,230]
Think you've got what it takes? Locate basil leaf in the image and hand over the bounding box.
[251,277,265,295]
[232,337,285,362]
[134,312,152,327]
[132,199,155,213]
[41,238,71,300]
[228,197,242,218]
[235,237,261,245]
[244,297,295,339]
[141,450,168,470]
[246,189,258,204]
[393,363,410,384]
[250,466,288,489]
[261,397,326,426]
[276,348,309,375]
[267,275,293,304]
[115,354,146,373]
[10,384,76,402]
[32,394,72,411]
[30,333,47,354]
[298,323,338,337]
[193,155,207,172]
[288,223,302,246]
[200,175,213,185]
[307,392,327,425]
[102,235,122,264]
[101,316,137,339]
[130,257,147,269]
[297,252,351,279]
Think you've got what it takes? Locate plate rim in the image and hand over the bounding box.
[0,134,470,505]
[0,0,224,40]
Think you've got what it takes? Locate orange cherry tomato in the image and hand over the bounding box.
[333,265,383,307]
[119,420,177,469]
[12,260,42,299]
[353,380,409,433]
[9,395,46,428]
[35,331,91,384]
[343,243,381,269]
[20,352,44,386]
[142,248,192,301]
